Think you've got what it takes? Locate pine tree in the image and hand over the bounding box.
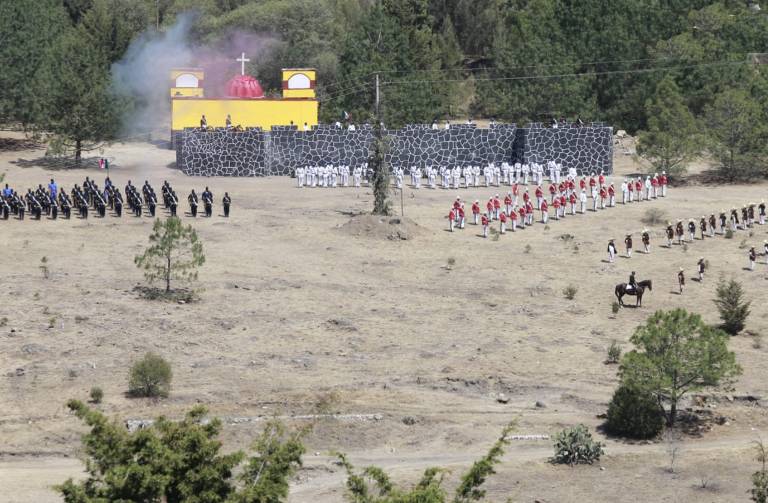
[636,76,700,177]
[134,217,205,293]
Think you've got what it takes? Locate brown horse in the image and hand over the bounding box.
[615,279,652,307]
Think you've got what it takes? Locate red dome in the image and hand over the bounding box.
[225,75,265,98]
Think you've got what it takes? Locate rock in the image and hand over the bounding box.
[535,401,546,408]
[497,394,510,404]
[178,300,186,305]
[15,367,25,377]
[402,416,417,425]
[600,466,605,471]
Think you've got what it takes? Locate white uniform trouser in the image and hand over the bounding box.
[483,225,488,238]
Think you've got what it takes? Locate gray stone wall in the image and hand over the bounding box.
[175,123,612,177]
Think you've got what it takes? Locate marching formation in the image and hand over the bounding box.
[0,177,232,221]
[607,200,767,271]
[445,171,669,237]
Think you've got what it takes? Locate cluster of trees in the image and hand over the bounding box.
[2,1,766,177]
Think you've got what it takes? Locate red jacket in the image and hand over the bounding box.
[481,215,489,226]
[548,184,556,195]
[504,195,512,206]
[589,177,597,187]
[486,201,493,212]
[449,209,455,220]
[552,198,560,208]
[579,179,586,190]
[635,180,642,191]
[608,185,615,196]
[535,187,543,198]
[471,203,480,214]
[493,198,501,209]
[660,175,668,185]
[569,193,577,204]
[541,200,549,211]
[509,210,518,220]
[523,192,530,203]
[499,212,507,223]
[598,174,605,185]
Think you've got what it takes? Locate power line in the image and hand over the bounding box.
[381,60,750,85]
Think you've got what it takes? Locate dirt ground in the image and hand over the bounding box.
[1,132,767,502]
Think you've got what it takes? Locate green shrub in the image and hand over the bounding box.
[128,352,172,398]
[611,302,620,315]
[714,278,751,335]
[89,387,103,404]
[605,384,663,439]
[551,424,604,465]
[606,341,621,364]
[725,229,734,239]
[641,208,668,226]
[563,285,578,300]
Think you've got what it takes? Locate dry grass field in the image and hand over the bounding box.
[1,133,767,502]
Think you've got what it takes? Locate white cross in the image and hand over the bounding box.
[236,52,250,76]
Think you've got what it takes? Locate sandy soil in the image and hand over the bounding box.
[1,133,767,502]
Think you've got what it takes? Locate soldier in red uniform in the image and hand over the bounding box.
[448,208,456,232]
[650,174,659,198]
[660,171,668,197]
[599,186,607,209]
[509,207,518,231]
[499,210,507,234]
[559,193,567,218]
[486,198,494,220]
[517,204,526,229]
[535,185,543,209]
[525,200,535,225]
[493,194,501,219]
[548,182,557,203]
[598,170,605,187]
[540,198,549,223]
[634,178,643,201]
[589,174,597,199]
[471,200,480,225]
[504,192,512,215]
[627,179,634,202]
[481,213,489,238]
[457,205,465,229]
[569,191,577,215]
[608,183,615,207]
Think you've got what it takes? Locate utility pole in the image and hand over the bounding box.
[375,73,380,119]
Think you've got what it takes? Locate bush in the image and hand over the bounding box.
[725,229,734,239]
[714,278,751,335]
[128,352,172,398]
[551,424,604,465]
[89,387,103,404]
[605,384,663,439]
[606,341,621,364]
[563,285,578,300]
[641,208,668,226]
[611,301,620,315]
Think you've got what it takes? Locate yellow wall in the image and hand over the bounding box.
[282,68,316,99]
[171,99,318,131]
[170,87,204,98]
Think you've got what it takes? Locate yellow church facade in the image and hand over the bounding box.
[170,67,319,134]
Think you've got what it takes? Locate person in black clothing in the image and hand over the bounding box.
[202,186,213,217]
[223,192,231,217]
[188,189,198,217]
[169,190,178,217]
[628,271,637,293]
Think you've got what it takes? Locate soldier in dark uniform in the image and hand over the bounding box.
[202,187,213,217]
[169,190,178,217]
[58,190,71,219]
[222,192,231,217]
[641,229,651,253]
[188,189,198,217]
[699,216,707,240]
[26,189,41,219]
[665,222,674,247]
[14,191,25,219]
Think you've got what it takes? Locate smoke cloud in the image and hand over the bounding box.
[111,12,277,137]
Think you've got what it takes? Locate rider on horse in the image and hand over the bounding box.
[627,271,637,293]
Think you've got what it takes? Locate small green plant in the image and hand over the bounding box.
[446,257,456,267]
[0,317,7,327]
[740,238,749,249]
[611,301,620,315]
[40,256,49,279]
[89,386,104,404]
[641,208,668,226]
[551,424,604,465]
[714,278,751,335]
[751,439,768,503]
[544,224,550,231]
[563,284,578,300]
[725,229,734,239]
[33,292,40,300]
[490,227,500,241]
[48,317,57,329]
[604,384,663,439]
[524,244,532,254]
[128,352,172,398]
[682,243,688,253]
[606,341,621,364]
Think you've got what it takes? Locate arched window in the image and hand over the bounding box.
[176,74,199,88]
[287,73,311,89]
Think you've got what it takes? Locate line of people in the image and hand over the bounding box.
[0,178,232,220]
[607,201,768,275]
[445,172,666,237]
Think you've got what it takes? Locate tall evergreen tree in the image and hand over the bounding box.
[636,76,700,177]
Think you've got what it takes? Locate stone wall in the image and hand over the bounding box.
[176,122,612,177]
